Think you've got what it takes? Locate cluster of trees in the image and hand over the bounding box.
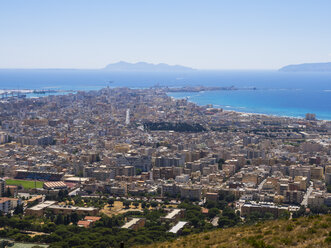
[218,207,241,228]
[309,205,331,214]
[243,210,292,225]
[1,197,329,248]
[13,204,24,215]
[45,212,80,225]
[177,201,213,234]
[46,195,108,209]
[26,199,40,208]
[291,203,331,216]
[144,122,206,132]
[0,208,177,248]
[0,215,56,233]
[203,192,241,227]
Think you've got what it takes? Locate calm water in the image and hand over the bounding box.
[0,69,331,120]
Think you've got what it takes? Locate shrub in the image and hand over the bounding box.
[285,224,293,232]
[203,235,210,240]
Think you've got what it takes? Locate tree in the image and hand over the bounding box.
[217,200,227,210]
[208,208,220,219]
[205,201,217,209]
[264,212,275,220]
[58,190,64,201]
[225,194,235,203]
[13,204,24,215]
[279,210,290,220]
[123,200,131,209]
[218,158,225,170]
[27,199,39,208]
[4,188,12,197]
[136,168,142,175]
[68,236,83,247]
[43,233,62,243]
[218,191,226,201]
[218,207,240,227]
[108,198,114,207]
[133,201,139,209]
[310,204,329,214]
[293,206,306,218]
[189,216,201,227]
[218,215,234,228]
[150,202,158,208]
[58,189,68,201]
[181,228,191,236]
[222,207,237,219]
[70,213,79,225]
[55,214,64,225]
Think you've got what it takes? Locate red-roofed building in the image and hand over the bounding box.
[77,220,91,228]
[201,208,209,215]
[84,216,101,222]
[77,216,101,228]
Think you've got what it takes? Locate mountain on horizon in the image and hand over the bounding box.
[102,61,196,72]
[279,62,331,72]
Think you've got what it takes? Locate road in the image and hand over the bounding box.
[301,181,314,207]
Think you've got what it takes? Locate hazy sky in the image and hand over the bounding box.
[1,0,331,69]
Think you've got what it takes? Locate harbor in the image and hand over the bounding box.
[0,89,75,99]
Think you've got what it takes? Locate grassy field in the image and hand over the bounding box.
[5,179,44,189]
[136,214,331,248]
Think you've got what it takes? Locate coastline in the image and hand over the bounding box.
[1,86,331,122]
[168,94,331,122]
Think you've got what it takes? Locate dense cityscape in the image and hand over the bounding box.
[0,87,330,247]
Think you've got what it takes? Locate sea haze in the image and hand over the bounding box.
[0,69,331,120]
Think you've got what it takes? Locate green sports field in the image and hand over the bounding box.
[5,179,44,189]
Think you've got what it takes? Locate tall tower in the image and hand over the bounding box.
[125,109,130,125]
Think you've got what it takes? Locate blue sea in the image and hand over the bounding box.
[1,69,331,120]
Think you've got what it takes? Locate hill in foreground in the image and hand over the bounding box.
[136,214,331,248]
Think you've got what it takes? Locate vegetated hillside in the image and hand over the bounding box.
[136,214,331,248]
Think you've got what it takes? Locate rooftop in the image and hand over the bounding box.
[168,221,188,234]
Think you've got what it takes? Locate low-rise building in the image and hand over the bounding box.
[121,218,146,231]
[161,209,185,222]
[168,221,188,234]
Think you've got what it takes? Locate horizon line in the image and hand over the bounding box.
[0,67,278,71]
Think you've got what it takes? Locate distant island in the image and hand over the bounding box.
[279,62,331,72]
[102,61,196,72]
